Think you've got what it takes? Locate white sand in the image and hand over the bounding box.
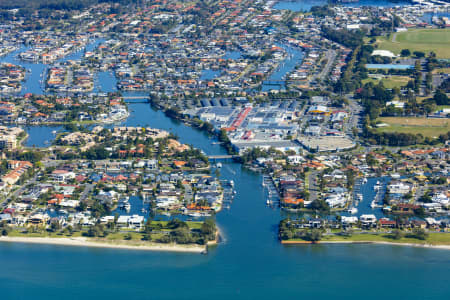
[0,236,206,253]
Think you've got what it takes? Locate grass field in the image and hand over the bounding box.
[286,232,450,246]
[321,232,450,246]
[432,68,450,74]
[362,76,411,89]
[376,29,450,59]
[376,117,450,137]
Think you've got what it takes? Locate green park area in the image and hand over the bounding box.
[321,232,450,246]
[376,29,450,58]
[362,76,411,89]
[376,117,450,138]
[284,232,450,246]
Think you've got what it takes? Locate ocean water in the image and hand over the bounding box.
[274,0,412,12]
[0,9,449,298]
[1,103,449,299]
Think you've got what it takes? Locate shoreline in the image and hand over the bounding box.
[281,240,450,250]
[0,236,206,253]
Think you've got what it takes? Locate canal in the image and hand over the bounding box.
[0,17,449,300]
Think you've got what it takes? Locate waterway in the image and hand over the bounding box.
[262,44,304,91]
[1,101,450,299]
[274,0,412,12]
[0,14,449,300]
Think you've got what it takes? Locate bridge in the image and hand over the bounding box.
[208,154,240,161]
[263,80,304,85]
[123,96,150,103]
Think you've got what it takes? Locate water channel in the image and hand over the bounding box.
[0,7,449,299]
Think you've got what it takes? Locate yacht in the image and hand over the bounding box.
[216,163,222,168]
[188,212,202,218]
[348,207,358,214]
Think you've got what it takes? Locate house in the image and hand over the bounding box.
[341,216,358,226]
[51,170,76,182]
[117,215,144,229]
[28,213,49,225]
[379,218,396,228]
[360,214,377,228]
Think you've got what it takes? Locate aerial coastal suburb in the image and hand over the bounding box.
[0,0,449,298]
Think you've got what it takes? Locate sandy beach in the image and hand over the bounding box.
[0,236,206,253]
[282,239,450,250]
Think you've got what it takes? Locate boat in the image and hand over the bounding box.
[362,178,368,184]
[188,212,202,217]
[348,207,358,214]
[124,202,131,212]
[216,162,222,168]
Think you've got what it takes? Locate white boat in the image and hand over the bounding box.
[348,207,358,214]
[362,178,368,184]
[216,163,222,168]
[124,203,131,212]
[188,212,202,217]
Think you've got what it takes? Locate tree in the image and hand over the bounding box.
[413,51,425,58]
[434,90,449,105]
[307,229,322,242]
[200,219,216,239]
[400,49,410,57]
[391,229,403,240]
[412,228,428,240]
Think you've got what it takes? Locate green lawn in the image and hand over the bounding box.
[321,232,450,246]
[362,76,411,89]
[286,232,450,246]
[376,117,450,137]
[376,29,450,59]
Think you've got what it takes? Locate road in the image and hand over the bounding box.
[80,183,94,202]
[307,171,320,202]
[316,49,337,82]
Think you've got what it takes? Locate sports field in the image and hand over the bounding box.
[376,29,450,59]
[362,76,411,89]
[377,117,450,137]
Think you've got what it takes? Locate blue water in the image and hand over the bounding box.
[366,64,414,69]
[262,44,304,91]
[200,69,221,80]
[224,51,242,60]
[24,126,63,148]
[274,0,412,12]
[0,12,449,299]
[1,102,449,299]
[93,71,118,93]
[0,47,47,95]
[422,12,450,24]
